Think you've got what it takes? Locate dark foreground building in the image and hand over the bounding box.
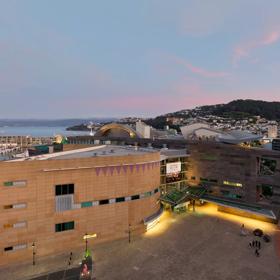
[186,142,280,222]
[272,138,280,152]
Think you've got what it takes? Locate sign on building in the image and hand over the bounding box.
[166,162,181,175]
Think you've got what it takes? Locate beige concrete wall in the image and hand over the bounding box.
[0,151,160,266]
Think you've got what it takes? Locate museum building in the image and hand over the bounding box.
[0,145,161,265]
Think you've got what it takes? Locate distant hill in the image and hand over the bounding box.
[200,100,280,120]
[145,99,280,131]
[171,99,280,120]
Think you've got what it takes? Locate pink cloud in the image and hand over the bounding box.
[261,31,280,45]
[170,55,229,78]
[233,29,280,66]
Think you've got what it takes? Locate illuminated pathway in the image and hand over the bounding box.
[146,203,276,237]
[2,203,280,280]
[194,203,276,233]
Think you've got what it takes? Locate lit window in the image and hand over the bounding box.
[223,181,243,187]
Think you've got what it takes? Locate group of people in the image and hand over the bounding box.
[249,240,261,257]
[240,224,263,257]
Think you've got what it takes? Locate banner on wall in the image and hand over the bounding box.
[166,162,181,175]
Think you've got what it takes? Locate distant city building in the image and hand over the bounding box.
[180,123,210,140]
[268,125,278,138]
[136,121,151,138]
[94,123,142,138]
[180,123,262,144]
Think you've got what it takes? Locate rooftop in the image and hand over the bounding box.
[217,130,263,144]
[8,145,157,162]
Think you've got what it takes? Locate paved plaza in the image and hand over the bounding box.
[2,204,280,280]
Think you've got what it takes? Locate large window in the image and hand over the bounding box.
[258,184,274,198]
[55,221,74,232]
[259,158,277,176]
[55,184,74,196]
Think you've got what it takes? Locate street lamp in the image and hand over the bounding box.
[85,233,88,252]
[83,233,97,253]
[128,224,131,243]
[32,242,35,265]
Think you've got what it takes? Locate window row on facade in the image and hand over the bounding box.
[80,188,159,208]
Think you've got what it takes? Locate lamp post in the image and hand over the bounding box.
[85,233,88,252]
[128,224,131,243]
[32,242,35,265]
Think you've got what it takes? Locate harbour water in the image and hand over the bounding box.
[0,126,89,137]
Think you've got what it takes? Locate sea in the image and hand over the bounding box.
[0,126,89,137]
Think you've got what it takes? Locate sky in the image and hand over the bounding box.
[0,0,279,118]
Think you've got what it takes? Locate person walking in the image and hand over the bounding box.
[255,249,260,257]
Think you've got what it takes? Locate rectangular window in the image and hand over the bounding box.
[143,191,152,197]
[209,179,218,183]
[4,203,27,210]
[4,247,13,251]
[55,185,62,195]
[131,195,140,200]
[3,181,26,187]
[55,184,74,196]
[81,201,92,208]
[191,176,196,181]
[109,198,116,204]
[13,203,27,209]
[154,188,159,193]
[13,221,27,228]
[4,244,27,252]
[200,178,208,182]
[3,224,13,229]
[55,221,74,232]
[99,199,109,205]
[116,197,125,203]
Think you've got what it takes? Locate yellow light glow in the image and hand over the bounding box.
[83,233,97,240]
[223,180,243,187]
[195,203,276,233]
[145,211,177,237]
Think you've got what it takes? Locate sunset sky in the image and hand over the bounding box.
[0,0,279,118]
